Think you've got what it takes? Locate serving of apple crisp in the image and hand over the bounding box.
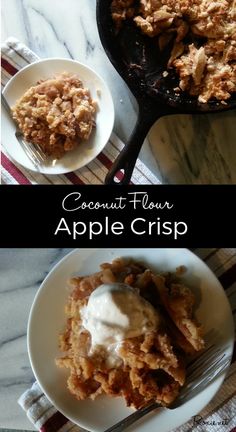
[56,258,204,409]
[111,0,236,103]
[12,73,97,159]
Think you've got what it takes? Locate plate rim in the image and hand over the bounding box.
[27,248,234,432]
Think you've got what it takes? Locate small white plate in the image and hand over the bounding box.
[2,59,115,174]
[27,249,234,432]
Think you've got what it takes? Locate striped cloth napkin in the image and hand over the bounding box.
[1,37,160,185]
[18,248,236,432]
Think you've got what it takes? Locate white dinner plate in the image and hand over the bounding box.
[27,249,234,432]
[2,58,115,174]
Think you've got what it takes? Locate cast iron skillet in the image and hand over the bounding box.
[96,0,236,184]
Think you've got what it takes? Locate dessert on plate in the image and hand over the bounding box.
[12,72,97,159]
[56,257,204,409]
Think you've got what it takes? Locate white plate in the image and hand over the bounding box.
[27,249,234,432]
[2,59,115,174]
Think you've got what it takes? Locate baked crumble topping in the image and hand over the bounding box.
[12,73,97,158]
[56,258,204,409]
[112,0,236,102]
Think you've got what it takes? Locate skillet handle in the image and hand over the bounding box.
[105,112,160,185]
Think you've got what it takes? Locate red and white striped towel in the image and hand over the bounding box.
[18,381,80,432]
[18,248,236,432]
[1,37,160,185]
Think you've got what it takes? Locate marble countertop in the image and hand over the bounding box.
[0,249,72,430]
[1,0,236,184]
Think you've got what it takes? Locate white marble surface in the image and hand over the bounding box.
[1,0,236,183]
[0,249,72,430]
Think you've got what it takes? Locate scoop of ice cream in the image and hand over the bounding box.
[81,283,160,350]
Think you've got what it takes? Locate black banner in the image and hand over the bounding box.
[0,185,235,247]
